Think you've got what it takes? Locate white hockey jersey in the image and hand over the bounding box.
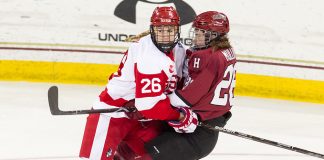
[94,35,187,120]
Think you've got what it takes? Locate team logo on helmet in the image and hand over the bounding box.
[213,13,227,21]
[161,19,172,23]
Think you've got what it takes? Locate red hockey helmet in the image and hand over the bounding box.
[193,11,229,34]
[190,11,229,49]
[150,6,180,53]
[150,6,180,26]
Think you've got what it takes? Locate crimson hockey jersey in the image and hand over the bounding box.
[94,35,187,120]
[168,47,236,121]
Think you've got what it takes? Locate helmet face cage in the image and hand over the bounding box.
[150,6,180,53]
[189,27,218,50]
[150,25,180,53]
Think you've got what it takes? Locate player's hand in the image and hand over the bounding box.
[125,108,145,120]
[168,107,198,133]
[123,100,144,120]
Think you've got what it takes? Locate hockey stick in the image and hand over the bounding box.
[200,123,324,159]
[48,86,128,115]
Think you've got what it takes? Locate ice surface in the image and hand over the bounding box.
[0,82,323,160]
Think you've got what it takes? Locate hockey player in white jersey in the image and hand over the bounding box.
[79,6,189,160]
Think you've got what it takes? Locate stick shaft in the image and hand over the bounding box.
[200,123,324,159]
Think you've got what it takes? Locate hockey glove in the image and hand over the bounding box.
[168,107,198,133]
[123,100,144,120]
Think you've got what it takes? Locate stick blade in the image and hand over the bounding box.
[47,86,127,116]
[48,86,60,115]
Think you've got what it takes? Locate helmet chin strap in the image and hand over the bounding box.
[158,43,176,54]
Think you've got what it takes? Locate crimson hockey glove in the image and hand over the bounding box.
[123,100,144,120]
[168,107,198,133]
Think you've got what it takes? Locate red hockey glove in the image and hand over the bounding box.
[168,107,198,133]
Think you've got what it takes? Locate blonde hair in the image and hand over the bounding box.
[210,35,232,52]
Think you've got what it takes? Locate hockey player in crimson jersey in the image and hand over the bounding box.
[116,11,236,160]
[145,11,236,160]
[79,7,192,160]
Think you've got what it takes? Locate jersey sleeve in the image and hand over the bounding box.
[169,55,223,107]
[105,49,135,99]
[97,48,137,109]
